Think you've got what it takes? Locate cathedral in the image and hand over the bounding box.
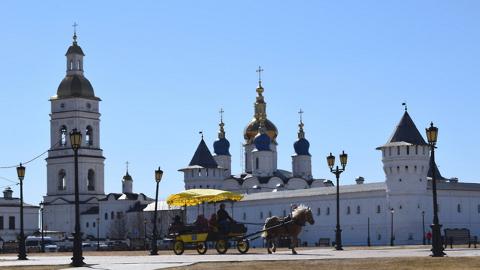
[181,74,480,247]
[38,32,480,248]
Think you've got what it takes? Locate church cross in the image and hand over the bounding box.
[125,161,129,173]
[402,102,408,112]
[256,66,264,82]
[199,130,204,139]
[298,109,304,122]
[72,22,78,34]
[219,108,224,123]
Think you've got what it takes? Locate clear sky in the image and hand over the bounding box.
[0,1,479,205]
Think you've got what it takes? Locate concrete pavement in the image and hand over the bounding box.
[1,247,480,270]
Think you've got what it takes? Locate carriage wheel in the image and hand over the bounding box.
[236,239,250,254]
[173,240,185,255]
[196,241,208,255]
[215,239,228,254]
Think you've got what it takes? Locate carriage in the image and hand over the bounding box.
[166,189,250,255]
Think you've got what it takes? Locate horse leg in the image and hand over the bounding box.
[267,238,272,254]
[291,235,297,255]
[272,237,277,253]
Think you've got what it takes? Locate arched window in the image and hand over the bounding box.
[85,126,93,146]
[397,146,400,155]
[255,157,259,170]
[87,169,95,191]
[415,145,419,155]
[326,207,330,215]
[457,204,462,213]
[356,205,361,214]
[104,213,108,220]
[347,206,351,215]
[86,222,89,228]
[377,205,381,213]
[406,146,410,155]
[111,211,114,219]
[317,208,321,216]
[243,212,246,220]
[58,170,66,190]
[69,60,73,70]
[77,60,81,69]
[60,126,67,146]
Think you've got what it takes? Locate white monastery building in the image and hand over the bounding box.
[34,33,480,248]
[181,78,480,247]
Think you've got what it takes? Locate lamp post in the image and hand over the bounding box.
[96,217,100,251]
[326,151,348,251]
[150,167,163,255]
[69,128,84,266]
[144,218,148,250]
[422,211,426,245]
[16,163,27,260]
[426,122,445,257]
[390,209,394,246]
[40,202,45,253]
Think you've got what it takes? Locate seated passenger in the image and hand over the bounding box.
[209,213,218,232]
[194,214,209,232]
[169,215,184,234]
[217,203,235,234]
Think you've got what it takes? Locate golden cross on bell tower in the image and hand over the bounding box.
[72,22,78,42]
[256,66,264,83]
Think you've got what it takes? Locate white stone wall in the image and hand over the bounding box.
[0,206,39,242]
[251,150,275,177]
[213,155,231,177]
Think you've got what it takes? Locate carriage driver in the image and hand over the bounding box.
[217,203,235,234]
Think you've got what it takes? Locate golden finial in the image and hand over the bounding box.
[218,108,225,139]
[256,66,264,95]
[298,109,305,139]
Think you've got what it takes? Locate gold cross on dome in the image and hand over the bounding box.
[256,66,264,82]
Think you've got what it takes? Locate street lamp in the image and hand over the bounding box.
[40,201,45,253]
[426,122,445,257]
[422,211,426,245]
[96,217,100,251]
[390,208,394,246]
[16,163,27,260]
[150,167,163,255]
[326,151,348,251]
[69,128,84,266]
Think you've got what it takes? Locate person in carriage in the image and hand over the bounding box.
[217,203,235,234]
[194,214,209,232]
[168,215,185,234]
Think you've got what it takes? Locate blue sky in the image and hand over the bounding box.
[0,1,479,205]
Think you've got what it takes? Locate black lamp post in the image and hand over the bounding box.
[16,163,27,260]
[150,167,163,255]
[144,218,148,250]
[390,208,395,246]
[40,202,45,253]
[422,211,426,245]
[69,128,84,266]
[327,151,348,251]
[426,122,445,257]
[96,217,100,251]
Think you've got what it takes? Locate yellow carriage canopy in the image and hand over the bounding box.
[166,189,244,207]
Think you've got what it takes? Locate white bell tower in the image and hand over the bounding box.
[43,30,106,234]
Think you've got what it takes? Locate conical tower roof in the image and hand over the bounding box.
[189,139,219,168]
[378,111,427,149]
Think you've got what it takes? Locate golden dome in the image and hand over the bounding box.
[244,118,278,143]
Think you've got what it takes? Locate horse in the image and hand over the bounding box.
[261,204,315,254]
